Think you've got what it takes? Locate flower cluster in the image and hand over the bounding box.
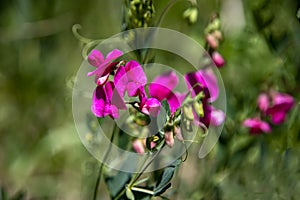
[243,91,294,134]
[205,14,225,68]
[87,49,161,119]
[87,49,225,154]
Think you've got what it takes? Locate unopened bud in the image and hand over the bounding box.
[206,34,219,49]
[183,105,194,121]
[174,126,183,141]
[183,7,198,24]
[164,131,174,148]
[132,139,145,154]
[193,101,204,117]
[212,30,223,41]
[212,51,225,68]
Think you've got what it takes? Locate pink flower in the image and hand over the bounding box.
[114,60,147,97]
[87,49,123,85]
[184,68,218,102]
[91,81,126,119]
[212,51,225,68]
[140,98,161,117]
[149,71,183,114]
[266,92,294,125]
[257,93,269,113]
[243,118,271,134]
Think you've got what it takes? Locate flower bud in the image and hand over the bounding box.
[174,126,183,142]
[183,7,198,24]
[206,34,219,49]
[212,51,225,68]
[183,105,194,121]
[257,93,269,114]
[212,30,223,41]
[164,131,174,148]
[132,139,145,154]
[193,101,204,117]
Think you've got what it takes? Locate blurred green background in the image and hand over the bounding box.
[0,0,300,199]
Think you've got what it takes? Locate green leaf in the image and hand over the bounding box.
[126,186,135,200]
[105,170,132,198]
[154,159,181,196]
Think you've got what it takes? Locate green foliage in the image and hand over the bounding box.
[0,0,299,199]
[154,159,181,196]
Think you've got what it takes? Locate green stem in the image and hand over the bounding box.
[114,142,166,200]
[93,124,118,200]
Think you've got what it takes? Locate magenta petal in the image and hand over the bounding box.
[88,49,104,67]
[243,118,271,134]
[271,111,286,125]
[87,62,108,77]
[105,49,123,61]
[149,71,179,101]
[210,108,225,126]
[127,82,140,97]
[106,81,126,110]
[272,93,294,112]
[200,69,219,102]
[114,66,128,96]
[185,69,219,102]
[141,98,161,117]
[166,93,181,114]
[110,105,120,119]
[91,86,107,117]
[257,93,269,114]
[95,73,109,86]
[125,60,147,85]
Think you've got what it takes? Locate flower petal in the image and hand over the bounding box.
[141,98,161,117]
[106,81,126,110]
[105,49,123,61]
[243,118,271,134]
[271,111,286,125]
[210,108,225,126]
[95,73,109,86]
[125,60,147,85]
[88,49,104,67]
[114,66,128,96]
[166,92,181,114]
[91,86,107,117]
[149,71,179,101]
[185,69,219,102]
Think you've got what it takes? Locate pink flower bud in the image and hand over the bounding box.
[212,51,225,68]
[206,34,219,49]
[132,139,145,154]
[164,131,174,148]
[257,93,269,114]
[174,126,183,142]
